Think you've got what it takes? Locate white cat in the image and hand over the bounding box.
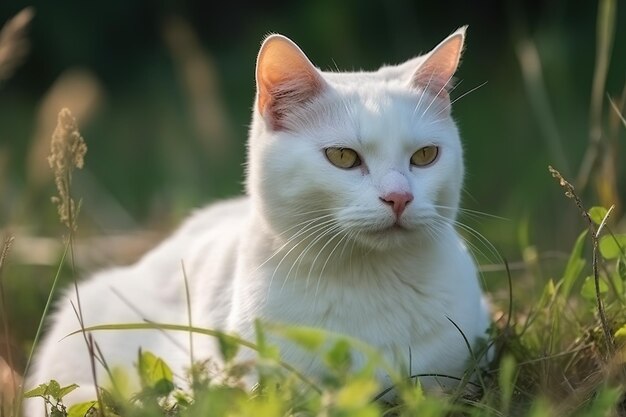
[27,27,491,413]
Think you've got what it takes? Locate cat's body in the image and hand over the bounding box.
[27,28,490,413]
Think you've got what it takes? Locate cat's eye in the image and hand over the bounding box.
[325,147,361,169]
[410,146,439,167]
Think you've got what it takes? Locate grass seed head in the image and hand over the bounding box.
[48,108,87,230]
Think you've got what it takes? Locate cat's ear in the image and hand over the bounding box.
[256,34,325,130]
[410,26,466,97]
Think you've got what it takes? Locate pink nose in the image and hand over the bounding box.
[380,191,414,217]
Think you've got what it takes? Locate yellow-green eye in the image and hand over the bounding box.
[325,147,361,169]
[410,146,439,167]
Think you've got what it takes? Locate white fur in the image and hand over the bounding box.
[26,31,490,414]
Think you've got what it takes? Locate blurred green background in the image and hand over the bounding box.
[0,1,624,374]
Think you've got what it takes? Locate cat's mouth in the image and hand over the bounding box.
[365,223,410,235]
[388,223,408,232]
[353,222,416,250]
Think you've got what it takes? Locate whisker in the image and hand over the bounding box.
[452,221,502,264]
[432,215,502,265]
[445,78,463,96]
[278,213,335,234]
[314,229,351,295]
[428,220,491,290]
[281,223,341,291]
[255,214,337,272]
[347,230,360,276]
[302,224,344,288]
[418,73,456,121]
[456,209,508,222]
[266,219,338,295]
[412,70,435,120]
[431,81,488,119]
[338,228,356,261]
[290,208,337,218]
[432,204,509,221]
[449,80,488,107]
[423,222,440,244]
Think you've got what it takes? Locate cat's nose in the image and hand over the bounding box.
[380,191,414,217]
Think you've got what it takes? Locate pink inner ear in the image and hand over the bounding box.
[413,63,454,96]
[411,32,465,98]
[256,35,324,130]
[259,71,322,129]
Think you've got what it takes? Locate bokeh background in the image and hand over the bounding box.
[0,0,624,379]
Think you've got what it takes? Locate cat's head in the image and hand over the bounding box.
[247,28,467,251]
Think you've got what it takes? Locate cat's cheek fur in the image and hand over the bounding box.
[256,141,337,219]
[249,108,364,238]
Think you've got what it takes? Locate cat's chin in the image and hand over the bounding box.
[355,224,422,251]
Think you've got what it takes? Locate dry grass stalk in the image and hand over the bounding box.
[608,96,626,128]
[48,108,87,231]
[0,7,34,82]
[0,236,18,413]
[548,165,614,357]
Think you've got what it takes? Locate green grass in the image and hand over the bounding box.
[15,221,626,417]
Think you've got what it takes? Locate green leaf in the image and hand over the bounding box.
[498,355,517,414]
[609,257,626,297]
[618,258,626,281]
[23,383,49,399]
[588,206,608,225]
[57,384,79,400]
[255,320,280,361]
[560,230,587,298]
[280,326,327,351]
[336,377,379,407]
[614,324,626,343]
[46,380,62,401]
[527,398,553,417]
[584,385,622,416]
[107,366,133,399]
[189,386,247,416]
[137,350,174,395]
[599,234,626,260]
[217,332,240,363]
[580,275,608,300]
[324,339,352,371]
[610,269,624,297]
[67,401,97,417]
[240,394,284,417]
[538,279,557,308]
